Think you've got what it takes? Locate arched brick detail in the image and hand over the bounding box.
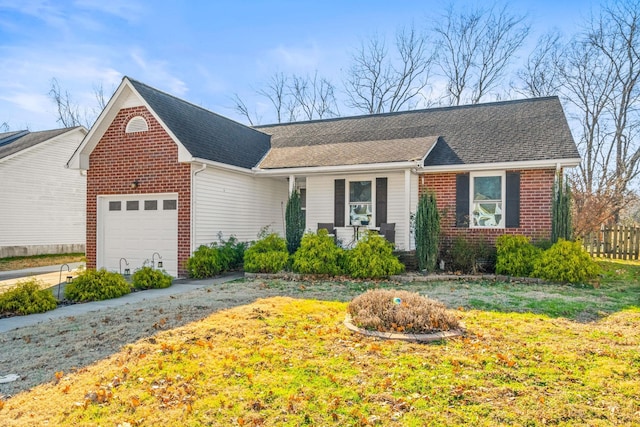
[86,106,191,276]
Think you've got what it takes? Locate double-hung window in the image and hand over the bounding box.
[471,172,505,228]
[349,181,372,225]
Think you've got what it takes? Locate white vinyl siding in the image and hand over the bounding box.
[305,171,417,250]
[192,165,288,248]
[0,129,86,255]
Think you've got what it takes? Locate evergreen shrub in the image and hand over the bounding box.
[532,239,600,283]
[0,279,57,315]
[347,232,404,279]
[292,229,344,275]
[132,266,173,290]
[244,233,289,273]
[64,268,131,302]
[495,234,542,277]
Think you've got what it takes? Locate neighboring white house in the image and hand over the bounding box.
[0,127,87,258]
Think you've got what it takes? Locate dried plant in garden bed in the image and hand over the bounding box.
[347,289,461,335]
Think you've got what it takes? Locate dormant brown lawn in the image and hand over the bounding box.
[1,292,638,426]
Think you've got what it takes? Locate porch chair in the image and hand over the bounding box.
[317,223,337,242]
[379,223,395,245]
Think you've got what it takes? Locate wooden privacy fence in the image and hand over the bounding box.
[581,225,640,260]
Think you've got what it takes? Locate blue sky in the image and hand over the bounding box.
[0,0,596,131]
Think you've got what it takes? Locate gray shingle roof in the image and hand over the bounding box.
[255,97,579,169]
[128,78,271,169]
[261,136,439,168]
[0,128,79,160]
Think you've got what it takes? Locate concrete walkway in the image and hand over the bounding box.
[0,272,243,333]
[0,262,85,281]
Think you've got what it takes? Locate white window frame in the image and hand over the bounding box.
[347,180,374,226]
[469,171,505,229]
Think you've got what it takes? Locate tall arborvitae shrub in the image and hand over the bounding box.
[415,191,440,272]
[552,173,573,243]
[285,190,305,254]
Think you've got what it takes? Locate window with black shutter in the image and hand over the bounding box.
[334,179,345,227]
[375,177,387,227]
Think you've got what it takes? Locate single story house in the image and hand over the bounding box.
[0,127,87,258]
[68,77,580,277]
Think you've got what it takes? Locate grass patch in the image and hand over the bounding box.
[0,253,84,272]
[1,297,638,426]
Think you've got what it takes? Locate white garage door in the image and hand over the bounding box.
[98,194,178,277]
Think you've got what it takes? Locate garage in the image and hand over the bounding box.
[97,194,178,277]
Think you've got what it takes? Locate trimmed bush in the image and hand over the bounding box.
[187,245,224,278]
[347,232,404,279]
[244,233,289,273]
[187,237,248,279]
[348,289,460,333]
[132,266,172,290]
[495,234,542,277]
[448,236,476,273]
[64,268,131,302]
[217,236,248,271]
[0,279,57,315]
[531,239,600,283]
[292,229,345,275]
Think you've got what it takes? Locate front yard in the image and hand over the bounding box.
[0,260,639,425]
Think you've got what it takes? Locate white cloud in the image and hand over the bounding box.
[129,48,188,96]
[72,0,144,23]
[0,91,50,114]
[264,42,324,72]
[0,0,72,35]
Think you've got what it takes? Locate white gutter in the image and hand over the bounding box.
[190,157,256,176]
[191,163,207,253]
[419,158,582,173]
[253,160,421,177]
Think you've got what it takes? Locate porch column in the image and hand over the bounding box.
[289,175,295,194]
[404,169,411,250]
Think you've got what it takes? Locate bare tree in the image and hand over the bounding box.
[514,31,563,97]
[48,78,112,128]
[232,71,339,124]
[231,93,260,126]
[290,72,339,120]
[344,24,434,114]
[0,122,8,132]
[49,78,85,127]
[434,3,530,105]
[557,1,640,227]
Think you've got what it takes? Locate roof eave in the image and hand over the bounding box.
[66,77,193,170]
[253,160,421,177]
[419,158,582,173]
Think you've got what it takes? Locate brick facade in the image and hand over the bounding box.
[86,106,191,276]
[419,169,556,250]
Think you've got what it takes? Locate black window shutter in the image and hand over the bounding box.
[334,179,345,227]
[375,177,387,227]
[456,173,470,227]
[505,172,520,228]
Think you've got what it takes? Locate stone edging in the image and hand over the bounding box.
[244,271,549,284]
[343,315,464,343]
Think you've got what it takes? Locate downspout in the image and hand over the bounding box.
[191,164,207,253]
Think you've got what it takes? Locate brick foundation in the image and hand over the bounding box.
[86,106,191,276]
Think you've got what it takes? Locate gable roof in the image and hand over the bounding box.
[127,79,271,169]
[0,127,82,160]
[255,97,580,170]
